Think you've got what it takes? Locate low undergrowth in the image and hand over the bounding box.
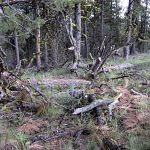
[0,55,150,150]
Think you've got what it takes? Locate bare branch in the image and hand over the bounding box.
[0,0,31,6]
[73,99,114,115]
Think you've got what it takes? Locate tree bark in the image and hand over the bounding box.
[130,42,137,55]
[0,6,3,14]
[0,0,31,6]
[44,34,48,69]
[72,2,81,70]
[35,1,41,70]
[123,0,133,60]
[114,0,120,46]
[139,0,148,52]
[99,0,104,46]
[83,20,89,59]
[14,30,20,67]
[130,0,141,54]
[73,99,114,115]
[51,38,58,67]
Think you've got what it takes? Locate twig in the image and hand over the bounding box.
[30,129,80,142]
[108,99,119,121]
[89,53,95,64]
[111,75,129,80]
[98,36,107,57]
[130,89,147,97]
[98,45,115,73]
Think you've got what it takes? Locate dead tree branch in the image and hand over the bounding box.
[73,99,114,115]
[7,72,69,110]
[0,0,32,6]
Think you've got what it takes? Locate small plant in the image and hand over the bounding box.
[44,105,64,118]
[63,140,74,150]
[54,85,63,92]
[86,140,98,150]
[72,113,94,128]
[12,132,29,150]
[127,134,150,150]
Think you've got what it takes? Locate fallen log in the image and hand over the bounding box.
[108,61,150,71]
[73,99,114,115]
[73,93,122,118]
[0,0,31,6]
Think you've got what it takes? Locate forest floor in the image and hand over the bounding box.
[0,54,150,150]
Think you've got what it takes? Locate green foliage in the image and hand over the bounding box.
[127,135,150,150]
[12,132,29,150]
[0,7,19,32]
[0,130,30,150]
[33,17,45,29]
[49,0,76,11]
[86,140,98,150]
[44,105,64,118]
[0,5,45,41]
[48,0,94,11]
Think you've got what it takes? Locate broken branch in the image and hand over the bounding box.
[7,71,69,110]
[73,99,114,115]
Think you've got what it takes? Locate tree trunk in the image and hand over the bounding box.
[14,30,20,67]
[130,0,141,54]
[51,38,58,67]
[144,0,148,52]
[99,0,104,45]
[114,0,120,46]
[72,2,81,70]
[83,20,88,59]
[0,6,3,14]
[123,0,133,60]
[139,0,148,52]
[35,1,41,70]
[44,34,48,69]
[26,38,30,62]
[130,42,137,55]
[110,0,113,39]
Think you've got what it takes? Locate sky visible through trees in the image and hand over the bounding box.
[120,0,128,15]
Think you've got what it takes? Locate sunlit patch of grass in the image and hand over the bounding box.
[109,71,118,78]
[13,132,29,150]
[109,54,150,66]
